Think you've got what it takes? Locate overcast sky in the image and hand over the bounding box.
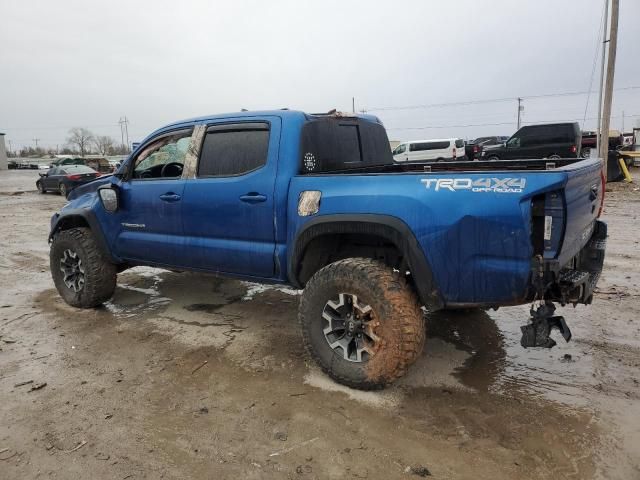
[2,0,639,150]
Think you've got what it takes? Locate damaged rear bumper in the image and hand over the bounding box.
[535,220,607,306]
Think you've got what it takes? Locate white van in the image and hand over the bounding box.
[392,138,466,162]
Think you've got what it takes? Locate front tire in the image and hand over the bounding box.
[50,227,117,308]
[299,258,425,390]
[59,183,67,197]
[486,155,500,161]
[37,181,45,194]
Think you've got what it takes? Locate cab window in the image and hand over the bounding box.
[197,123,270,177]
[132,130,192,179]
[393,144,406,155]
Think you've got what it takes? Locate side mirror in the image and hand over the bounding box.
[98,185,119,213]
[39,172,47,177]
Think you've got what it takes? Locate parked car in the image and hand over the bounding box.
[50,157,114,174]
[481,123,581,160]
[11,160,41,169]
[36,165,101,197]
[48,110,606,390]
[465,136,509,161]
[580,130,624,158]
[393,138,466,162]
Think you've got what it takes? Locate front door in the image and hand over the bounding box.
[44,167,61,190]
[180,118,280,278]
[113,128,193,266]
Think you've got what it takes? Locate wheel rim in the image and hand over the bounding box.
[549,155,561,160]
[38,183,43,192]
[60,184,66,196]
[59,249,85,292]
[322,293,380,362]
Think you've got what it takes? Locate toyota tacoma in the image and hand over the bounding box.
[48,110,607,390]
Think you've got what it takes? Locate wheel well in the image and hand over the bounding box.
[53,215,90,234]
[297,233,404,285]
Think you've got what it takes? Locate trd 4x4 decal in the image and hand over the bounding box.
[421,177,526,193]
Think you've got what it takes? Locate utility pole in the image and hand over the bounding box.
[119,116,130,152]
[33,138,40,149]
[352,97,355,113]
[517,98,523,129]
[599,0,619,182]
[596,0,610,156]
[8,140,12,156]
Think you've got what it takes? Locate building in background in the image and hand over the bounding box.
[0,133,7,170]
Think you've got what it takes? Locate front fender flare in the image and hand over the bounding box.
[49,209,118,263]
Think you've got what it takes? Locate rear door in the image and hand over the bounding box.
[180,118,280,278]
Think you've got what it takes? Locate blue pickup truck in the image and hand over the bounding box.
[48,110,607,389]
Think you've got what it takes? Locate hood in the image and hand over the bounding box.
[482,143,504,152]
[67,174,114,201]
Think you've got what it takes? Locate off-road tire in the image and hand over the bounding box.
[59,183,67,197]
[50,227,117,308]
[299,258,425,390]
[37,181,45,194]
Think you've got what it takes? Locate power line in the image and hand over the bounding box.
[366,85,640,112]
[386,113,639,131]
[1,123,120,131]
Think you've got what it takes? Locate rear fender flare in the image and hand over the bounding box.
[288,214,443,309]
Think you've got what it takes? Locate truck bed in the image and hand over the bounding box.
[288,157,603,307]
[302,157,591,175]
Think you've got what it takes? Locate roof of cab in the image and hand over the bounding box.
[146,109,383,141]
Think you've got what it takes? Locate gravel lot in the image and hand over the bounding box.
[1,169,639,479]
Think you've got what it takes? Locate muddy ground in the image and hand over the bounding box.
[0,169,639,479]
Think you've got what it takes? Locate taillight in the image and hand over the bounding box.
[66,174,81,180]
[570,145,577,153]
[473,145,479,153]
[597,169,605,217]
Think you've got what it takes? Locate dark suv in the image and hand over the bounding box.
[481,123,581,160]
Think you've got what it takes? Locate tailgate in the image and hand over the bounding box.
[554,159,603,266]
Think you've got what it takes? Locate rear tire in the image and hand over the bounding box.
[549,154,561,160]
[50,227,117,308]
[299,258,425,390]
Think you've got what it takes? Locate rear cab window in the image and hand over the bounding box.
[300,116,392,173]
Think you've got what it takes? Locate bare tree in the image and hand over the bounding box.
[66,127,94,157]
[94,135,116,155]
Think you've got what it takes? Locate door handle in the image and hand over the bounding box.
[239,193,267,203]
[159,192,181,202]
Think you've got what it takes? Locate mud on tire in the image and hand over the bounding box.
[299,258,425,390]
[50,227,117,308]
